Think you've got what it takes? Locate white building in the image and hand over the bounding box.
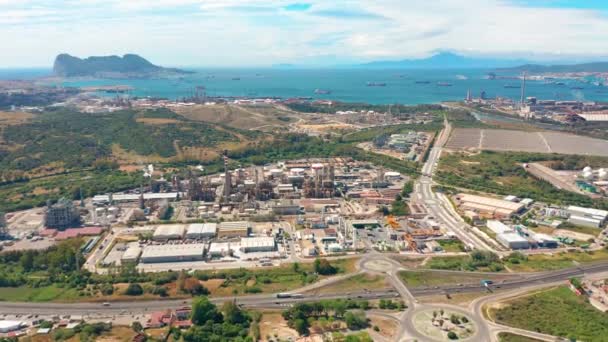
[121,243,142,263]
[569,215,602,228]
[240,237,276,253]
[0,321,24,333]
[186,223,217,239]
[153,224,186,241]
[486,220,513,235]
[208,242,239,258]
[566,205,608,223]
[140,244,206,263]
[497,233,529,250]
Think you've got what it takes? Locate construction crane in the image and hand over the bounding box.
[386,215,400,229]
[404,233,418,252]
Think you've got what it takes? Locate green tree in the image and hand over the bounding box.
[125,283,143,296]
[191,296,222,325]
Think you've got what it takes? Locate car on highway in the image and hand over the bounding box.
[102,302,111,306]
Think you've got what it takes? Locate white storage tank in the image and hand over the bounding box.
[598,168,608,180]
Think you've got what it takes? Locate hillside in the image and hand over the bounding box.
[52,53,191,78]
[360,52,529,69]
[0,108,260,176]
[497,61,608,73]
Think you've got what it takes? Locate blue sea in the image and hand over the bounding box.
[2,68,607,105]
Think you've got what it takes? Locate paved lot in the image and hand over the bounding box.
[446,128,608,157]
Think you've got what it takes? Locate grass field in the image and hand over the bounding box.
[490,286,608,341]
[308,273,390,295]
[437,239,466,252]
[399,270,512,287]
[505,249,608,272]
[498,332,542,342]
[0,285,81,302]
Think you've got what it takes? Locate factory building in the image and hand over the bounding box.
[140,244,206,263]
[569,215,602,228]
[218,221,251,238]
[456,194,525,219]
[533,233,559,248]
[271,201,301,215]
[486,220,513,234]
[208,242,238,258]
[121,243,142,263]
[185,223,217,239]
[45,198,80,229]
[567,206,608,228]
[240,237,276,253]
[497,233,529,250]
[153,224,186,241]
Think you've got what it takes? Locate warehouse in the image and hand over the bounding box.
[186,223,217,239]
[218,221,251,238]
[533,233,559,248]
[240,237,276,253]
[121,243,142,263]
[567,206,608,226]
[486,220,513,234]
[153,224,186,241]
[456,194,525,219]
[208,242,238,258]
[140,244,206,263]
[497,233,529,250]
[569,215,603,228]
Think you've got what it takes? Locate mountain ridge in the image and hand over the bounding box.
[52,53,191,78]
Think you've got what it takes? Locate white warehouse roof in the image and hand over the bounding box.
[93,192,180,202]
[121,243,142,261]
[219,221,251,230]
[153,224,186,237]
[486,220,513,234]
[567,206,608,220]
[141,243,206,259]
[240,237,275,249]
[187,223,217,236]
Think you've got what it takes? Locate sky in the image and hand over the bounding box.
[2,0,608,68]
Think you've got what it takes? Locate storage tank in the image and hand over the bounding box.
[598,168,608,180]
[583,171,594,180]
[583,166,593,173]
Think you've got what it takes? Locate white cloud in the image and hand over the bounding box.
[0,0,607,67]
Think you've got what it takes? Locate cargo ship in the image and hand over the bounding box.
[504,84,521,89]
[436,82,453,87]
[415,81,430,84]
[367,82,387,87]
[314,89,332,95]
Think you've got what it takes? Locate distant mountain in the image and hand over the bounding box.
[360,52,530,69]
[52,53,191,78]
[497,62,608,73]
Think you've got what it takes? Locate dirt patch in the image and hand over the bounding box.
[175,104,290,130]
[135,118,181,125]
[368,315,398,339]
[201,279,226,293]
[97,326,137,342]
[259,311,298,341]
[0,111,35,126]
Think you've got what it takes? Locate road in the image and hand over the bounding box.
[415,116,497,252]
